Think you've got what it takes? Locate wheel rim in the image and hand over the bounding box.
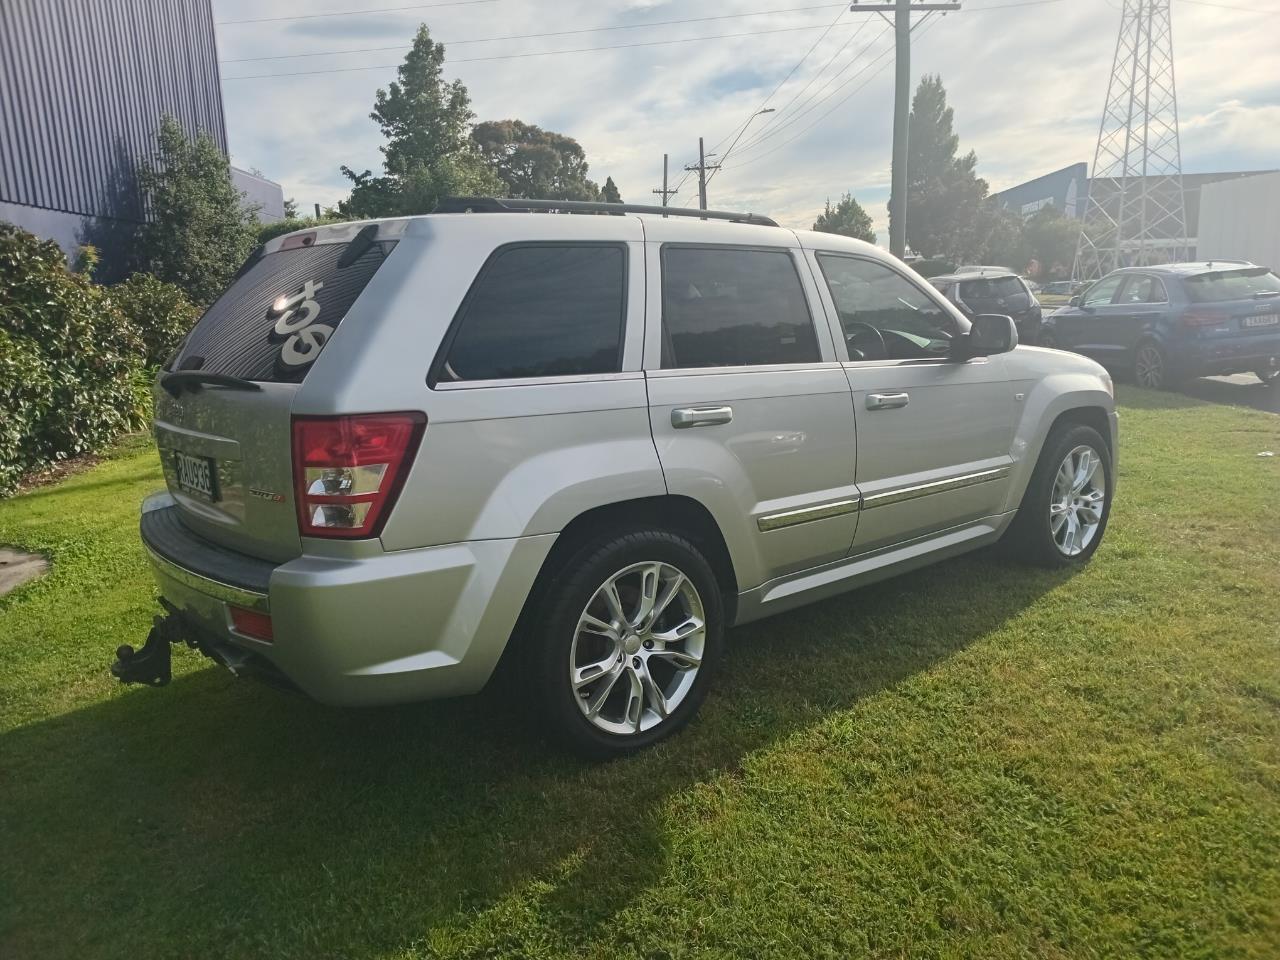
[1135,345,1164,388]
[570,561,706,736]
[1050,445,1107,557]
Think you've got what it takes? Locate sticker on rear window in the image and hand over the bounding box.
[268,279,334,373]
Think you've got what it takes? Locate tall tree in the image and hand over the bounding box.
[339,25,499,218]
[813,193,876,243]
[601,176,622,204]
[134,116,259,303]
[470,120,602,201]
[892,75,989,260]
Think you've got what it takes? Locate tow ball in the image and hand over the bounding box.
[110,605,186,686]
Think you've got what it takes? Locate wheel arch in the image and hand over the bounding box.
[1006,378,1116,514]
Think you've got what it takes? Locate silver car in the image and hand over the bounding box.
[115,199,1118,757]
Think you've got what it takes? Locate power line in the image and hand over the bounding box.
[222,22,848,79]
[217,0,500,27]
[964,0,1065,9]
[1176,0,1276,10]
[220,2,851,62]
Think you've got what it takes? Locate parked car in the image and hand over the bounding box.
[1040,262,1280,388]
[1042,281,1076,296]
[113,198,1118,757]
[930,269,1044,344]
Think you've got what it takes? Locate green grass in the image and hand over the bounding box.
[2,387,1278,960]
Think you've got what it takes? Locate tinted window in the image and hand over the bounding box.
[816,255,958,361]
[1082,274,1125,307]
[439,245,625,382]
[1184,268,1280,303]
[1119,275,1167,304]
[661,247,819,368]
[959,276,1025,300]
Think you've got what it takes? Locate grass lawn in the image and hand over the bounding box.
[1,387,1278,959]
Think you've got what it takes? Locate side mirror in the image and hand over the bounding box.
[1068,295,1082,307]
[956,314,1018,359]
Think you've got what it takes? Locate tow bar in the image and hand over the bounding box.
[110,603,187,686]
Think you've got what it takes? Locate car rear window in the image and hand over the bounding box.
[959,276,1025,299]
[171,236,397,383]
[1184,268,1280,303]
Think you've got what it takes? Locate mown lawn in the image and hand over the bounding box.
[1,387,1278,960]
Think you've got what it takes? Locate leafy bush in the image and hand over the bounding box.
[910,258,957,279]
[0,224,145,494]
[256,215,349,247]
[108,273,201,368]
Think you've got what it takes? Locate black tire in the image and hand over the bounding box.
[527,529,724,759]
[1006,422,1114,568]
[1037,329,1058,350]
[1256,366,1280,387]
[1133,339,1178,389]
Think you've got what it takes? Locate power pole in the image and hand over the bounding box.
[684,137,721,212]
[850,1,961,258]
[652,153,677,215]
[1074,0,1188,280]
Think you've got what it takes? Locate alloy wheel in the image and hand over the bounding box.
[1135,344,1165,388]
[570,561,706,736]
[1049,445,1106,557]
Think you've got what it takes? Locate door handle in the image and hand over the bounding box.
[866,392,910,411]
[671,405,733,428]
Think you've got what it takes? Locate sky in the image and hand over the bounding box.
[212,0,1280,239]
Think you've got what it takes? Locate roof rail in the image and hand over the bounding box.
[432,196,779,227]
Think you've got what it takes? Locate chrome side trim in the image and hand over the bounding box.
[144,544,270,613]
[757,498,861,532]
[861,466,1011,510]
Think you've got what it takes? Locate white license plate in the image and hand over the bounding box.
[173,452,217,500]
[1243,313,1279,327]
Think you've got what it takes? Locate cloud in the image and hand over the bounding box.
[215,0,1280,234]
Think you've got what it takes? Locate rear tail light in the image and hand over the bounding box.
[1181,311,1224,329]
[291,412,426,539]
[229,605,274,642]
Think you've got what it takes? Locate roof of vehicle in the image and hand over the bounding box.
[1108,260,1263,277]
[929,268,1022,283]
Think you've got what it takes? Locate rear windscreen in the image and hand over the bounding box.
[959,276,1025,300]
[1185,268,1280,304]
[171,239,397,382]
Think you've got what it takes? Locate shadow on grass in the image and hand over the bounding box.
[1,552,1073,958]
[1116,377,1279,414]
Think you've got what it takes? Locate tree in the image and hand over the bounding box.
[1022,205,1081,280]
[968,202,1026,271]
[813,193,876,243]
[133,115,259,303]
[282,197,299,218]
[470,119,602,200]
[892,75,989,260]
[601,176,622,204]
[339,25,499,218]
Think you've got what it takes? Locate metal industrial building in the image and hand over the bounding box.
[991,163,1278,263]
[0,0,283,273]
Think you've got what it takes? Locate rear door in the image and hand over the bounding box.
[1108,273,1171,353]
[644,241,859,588]
[155,223,402,562]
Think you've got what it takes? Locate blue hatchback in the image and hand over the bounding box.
[1041,262,1280,389]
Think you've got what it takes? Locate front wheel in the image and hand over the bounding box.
[529,530,724,758]
[1007,423,1113,568]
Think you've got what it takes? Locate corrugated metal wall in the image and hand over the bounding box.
[0,0,226,224]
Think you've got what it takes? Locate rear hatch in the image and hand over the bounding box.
[154,224,399,563]
[1182,267,1280,345]
[957,275,1036,322]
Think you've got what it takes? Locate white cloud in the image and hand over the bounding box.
[215,0,1280,234]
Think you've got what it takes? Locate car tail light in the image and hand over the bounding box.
[230,606,274,642]
[291,412,426,539]
[1181,311,1223,329]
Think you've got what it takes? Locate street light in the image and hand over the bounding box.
[712,108,777,179]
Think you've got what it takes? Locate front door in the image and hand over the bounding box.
[803,249,1018,554]
[1058,273,1129,363]
[644,241,860,589]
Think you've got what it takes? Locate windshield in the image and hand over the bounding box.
[1184,268,1280,303]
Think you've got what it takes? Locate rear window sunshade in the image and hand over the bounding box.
[172,238,397,383]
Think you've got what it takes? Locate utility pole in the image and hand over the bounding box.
[851,1,961,258]
[684,137,721,212]
[652,153,677,215]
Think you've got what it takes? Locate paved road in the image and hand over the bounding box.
[1179,374,1279,414]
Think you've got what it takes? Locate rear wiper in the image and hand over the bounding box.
[1252,290,1280,299]
[159,370,262,398]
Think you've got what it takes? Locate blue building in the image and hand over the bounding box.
[0,0,283,274]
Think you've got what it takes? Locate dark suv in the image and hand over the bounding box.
[930,269,1043,345]
[1041,262,1280,389]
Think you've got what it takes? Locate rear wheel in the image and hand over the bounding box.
[529,530,723,758]
[1134,339,1182,389]
[1007,423,1113,568]
[1256,366,1279,387]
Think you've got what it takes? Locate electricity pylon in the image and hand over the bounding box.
[1074,0,1189,281]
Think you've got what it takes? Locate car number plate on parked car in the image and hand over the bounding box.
[173,452,217,500]
[1244,313,1279,327]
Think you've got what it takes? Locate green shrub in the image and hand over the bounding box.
[255,215,349,247]
[108,273,201,368]
[911,258,957,279]
[0,223,145,494]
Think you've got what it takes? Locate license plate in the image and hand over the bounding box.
[1244,313,1279,327]
[173,452,217,500]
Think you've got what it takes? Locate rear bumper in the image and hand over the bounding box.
[1170,333,1280,376]
[140,494,555,706]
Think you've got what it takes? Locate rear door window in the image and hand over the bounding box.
[660,246,819,368]
[172,236,397,383]
[434,243,626,383]
[1184,268,1280,303]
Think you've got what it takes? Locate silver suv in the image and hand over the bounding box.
[115,199,1118,757]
